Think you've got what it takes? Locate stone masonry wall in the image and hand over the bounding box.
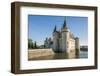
[28,49,55,59]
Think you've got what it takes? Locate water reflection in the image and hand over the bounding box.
[28,50,88,61]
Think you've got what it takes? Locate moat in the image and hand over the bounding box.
[28,50,88,61]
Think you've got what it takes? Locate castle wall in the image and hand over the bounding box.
[66,32,70,52]
[53,32,59,52]
[68,38,75,52]
[51,31,78,53]
[59,38,62,51]
[28,49,55,60]
[49,20,80,54]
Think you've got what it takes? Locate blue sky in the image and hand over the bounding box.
[28,15,88,46]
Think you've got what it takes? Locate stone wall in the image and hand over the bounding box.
[28,48,55,59]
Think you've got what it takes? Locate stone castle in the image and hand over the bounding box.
[44,19,80,53]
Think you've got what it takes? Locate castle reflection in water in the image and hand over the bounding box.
[29,50,88,61]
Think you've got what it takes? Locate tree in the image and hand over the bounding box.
[28,38,33,49]
[34,41,37,48]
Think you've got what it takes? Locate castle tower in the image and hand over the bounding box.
[48,37,52,48]
[75,37,80,56]
[44,37,49,48]
[61,18,70,52]
[53,26,59,52]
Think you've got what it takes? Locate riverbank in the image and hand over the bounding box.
[28,49,77,60]
[28,49,88,60]
[28,48,55,60]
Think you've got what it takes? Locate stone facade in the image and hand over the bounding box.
[44,19,80,53]
[28,49,54,60]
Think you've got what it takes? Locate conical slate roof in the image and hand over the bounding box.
[53,25,57,32]
[62,17,68,29]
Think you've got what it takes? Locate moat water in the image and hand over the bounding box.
[29,50,88,60]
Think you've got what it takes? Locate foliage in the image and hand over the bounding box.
[34,41,38,49]
[28,38,38,49]
[28,39,33,49]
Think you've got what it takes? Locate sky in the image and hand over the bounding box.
[28,15,88,46]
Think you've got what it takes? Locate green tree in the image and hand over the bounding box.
[34,41,37,48]
[28,38,33,49]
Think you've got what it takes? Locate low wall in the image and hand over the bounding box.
[28,48,55,59]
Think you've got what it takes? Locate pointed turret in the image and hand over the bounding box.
[63,19,66,28]
[53,25,57,32]
[61,17,70,32]
[62,17,68,29]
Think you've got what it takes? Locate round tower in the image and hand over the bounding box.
[61,19,70,52]
[75,37,80,56]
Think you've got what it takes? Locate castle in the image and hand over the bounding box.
[44,19,80,53]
